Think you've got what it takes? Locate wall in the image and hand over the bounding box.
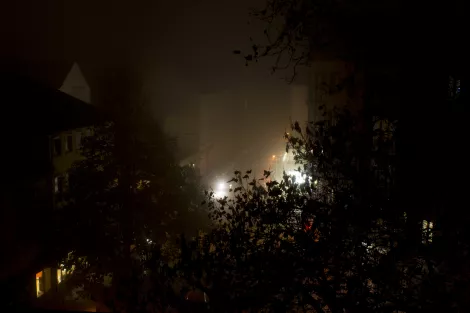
[51,129,86,174]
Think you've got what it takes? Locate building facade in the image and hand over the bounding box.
[33,63,100,309]
[0,64,102,310]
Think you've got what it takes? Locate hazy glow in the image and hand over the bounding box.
[282,152,287,162]
[287,170,306,184]
[214,181,226,199]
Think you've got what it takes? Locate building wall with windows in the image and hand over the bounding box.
[51,63,92,203]
[0,71,102,309]
[29,63,98,305]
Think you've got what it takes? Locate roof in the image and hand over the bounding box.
[60,62,91,104]
[1,75,105,134]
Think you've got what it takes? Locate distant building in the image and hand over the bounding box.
[305,30,468,247]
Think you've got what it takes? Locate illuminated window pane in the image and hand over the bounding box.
[36,271,44,297]
[57,269,62,284]
[422,220,433,244]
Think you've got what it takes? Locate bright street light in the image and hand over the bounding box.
[287,170,306,184]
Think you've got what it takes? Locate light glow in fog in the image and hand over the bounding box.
[286,170,307,184]
[214,181,226,199]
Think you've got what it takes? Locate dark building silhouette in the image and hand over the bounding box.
[0,72,103,309]
[306,11,468,246]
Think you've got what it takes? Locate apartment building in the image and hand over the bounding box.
[0,64,102,310]
[33,63,102,310]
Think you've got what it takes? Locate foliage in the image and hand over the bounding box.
[172,108,470,313]
[56,112,207,311]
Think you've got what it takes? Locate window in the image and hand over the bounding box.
[76,132,82,149]
[57,268,63,283]
[58,264,68,282]
[54,177,59,193]
[449,76,462,99]
[54,175,66,195]
[53,137,62,156]
[65,135,73,153]
[422,220,434,244]
[64,173,69,190]
[36,271,44,297]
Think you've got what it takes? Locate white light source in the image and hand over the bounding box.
[287,170,306,184]
[213,181,226,199]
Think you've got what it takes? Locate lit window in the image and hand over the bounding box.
[57,269,62,283]
[36,271,44,297]
[422,220,434,244]
[59,264,67,281]
[54,176,66,195]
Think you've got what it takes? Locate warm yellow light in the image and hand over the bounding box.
[272,155,276,159]
[57,269,62,283]
[36,271,43,298]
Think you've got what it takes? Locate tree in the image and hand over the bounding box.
[235,4,470,311]
[55,95,207,311]
[171,104,470,312]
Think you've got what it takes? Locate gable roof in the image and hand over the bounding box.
[59,62,91,104]
[1,75,104,135]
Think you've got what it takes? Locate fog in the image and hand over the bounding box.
[1,0,310,185]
